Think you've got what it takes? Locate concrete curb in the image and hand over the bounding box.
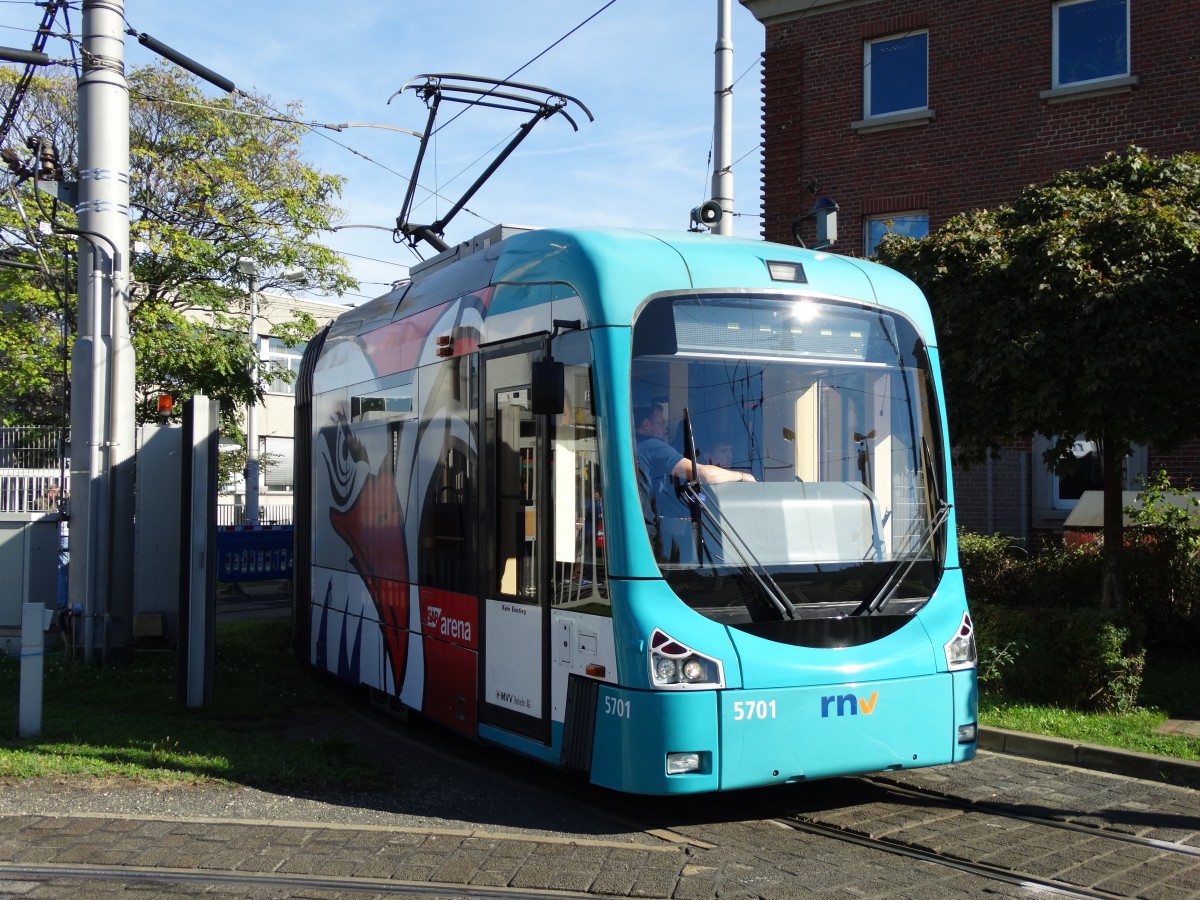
[979,726,1200,789]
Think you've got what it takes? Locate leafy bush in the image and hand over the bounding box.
[959,529,1101,608]
[1122,470,1200,652]
[961,531,1143,711]
[971,602,1144,712]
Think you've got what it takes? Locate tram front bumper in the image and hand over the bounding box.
[589,672,975,795]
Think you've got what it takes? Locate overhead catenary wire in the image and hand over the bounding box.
[24,11,480,261]
[128,90,419,189]
[125,19,465,265]
[697,51,763,215]
[124,89,458,269]
[3,1,679,289]
[1,6,392,270]
[430,0,616,138]
[0,0,66,148]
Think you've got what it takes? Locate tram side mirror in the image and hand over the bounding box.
[531,359,565,415]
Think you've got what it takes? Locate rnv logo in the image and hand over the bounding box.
[820,692,879,717]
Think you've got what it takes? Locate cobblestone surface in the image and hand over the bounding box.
[3,744,1199,897]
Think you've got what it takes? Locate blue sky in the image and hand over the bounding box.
[1,1,766,305]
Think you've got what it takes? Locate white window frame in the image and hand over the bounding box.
[1031,434,1146,528]
[863,31,929,119]
[864,211,929,257]
[1052,0,1130,89]
[263,335,305,395]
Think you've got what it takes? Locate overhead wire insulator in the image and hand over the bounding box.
[25,135,62,181]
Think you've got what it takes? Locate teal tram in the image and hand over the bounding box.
[293,225,978,794]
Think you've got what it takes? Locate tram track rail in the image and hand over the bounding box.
[752,774,1200,899]
[0,861,598,898]
[774,813,1107,899]
[861,775,1200,859]
[339,699,1200,898]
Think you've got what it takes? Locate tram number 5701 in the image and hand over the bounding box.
[732,699,777,721]
[604,696,632,719]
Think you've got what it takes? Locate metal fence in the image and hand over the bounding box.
[0,426,67,469]
[0,427,69,513]
[0,427,296,524]
[0,469,66,513]
[216,503,294,527]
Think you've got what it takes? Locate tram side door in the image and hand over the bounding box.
[480,343,552,743]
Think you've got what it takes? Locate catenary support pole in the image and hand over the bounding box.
[245,267,260,526]
[69,0,135,663]
[712,0,734,235]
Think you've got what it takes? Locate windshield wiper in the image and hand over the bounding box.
[851,500,951,617]
[676,481,799,621]
[678,407,706,564]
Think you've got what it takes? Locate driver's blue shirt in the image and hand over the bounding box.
[636,433,700,558]
[635,433,683,486]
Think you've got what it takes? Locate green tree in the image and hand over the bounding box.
[875,147,1200,610]
[0,63,355,430]
[0,265,71,425]
[0,66,78,427]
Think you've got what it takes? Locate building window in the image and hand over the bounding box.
[865,212,928,257]
[264,335,305,395]
[864,32,928,118]
[1031,434,1146,529]
[1051,440,1104,511]
[1053,0,1129,88]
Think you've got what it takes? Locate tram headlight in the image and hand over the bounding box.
[944,612,977,671]
[666,751,704,775]
[648,629,725,690]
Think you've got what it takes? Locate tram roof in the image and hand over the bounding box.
[493,227,937,343]
[336,227,937,345]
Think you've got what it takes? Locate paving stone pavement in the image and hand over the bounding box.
[0,813,690,899]
[0,806,1048,899]
[8,746,1198,899]
[5,591,1200,900]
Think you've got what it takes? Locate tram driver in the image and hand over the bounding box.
[634,404,754,487]
[635,403,753,561]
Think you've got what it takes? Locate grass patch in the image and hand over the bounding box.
[0,618,385,789]
[979,696,1200,761]
[4,615,1198,784]
[978,648,1200,762]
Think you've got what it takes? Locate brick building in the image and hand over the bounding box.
[740,0,1200,544]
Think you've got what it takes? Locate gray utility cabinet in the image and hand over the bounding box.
[0,515,59,654]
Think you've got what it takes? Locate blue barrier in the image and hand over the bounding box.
[215,525,293,583]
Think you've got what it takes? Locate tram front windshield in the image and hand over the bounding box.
[630,294,946,629]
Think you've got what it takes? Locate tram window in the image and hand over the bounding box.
[417,356,477,594]
[351,379,415,423]
[420,442,476,594]
[551,330,610,613]
[497,389,539,599]
[631,296,945,615]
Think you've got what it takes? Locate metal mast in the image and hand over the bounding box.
[711,0,734,235]
[70,0,135,663]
